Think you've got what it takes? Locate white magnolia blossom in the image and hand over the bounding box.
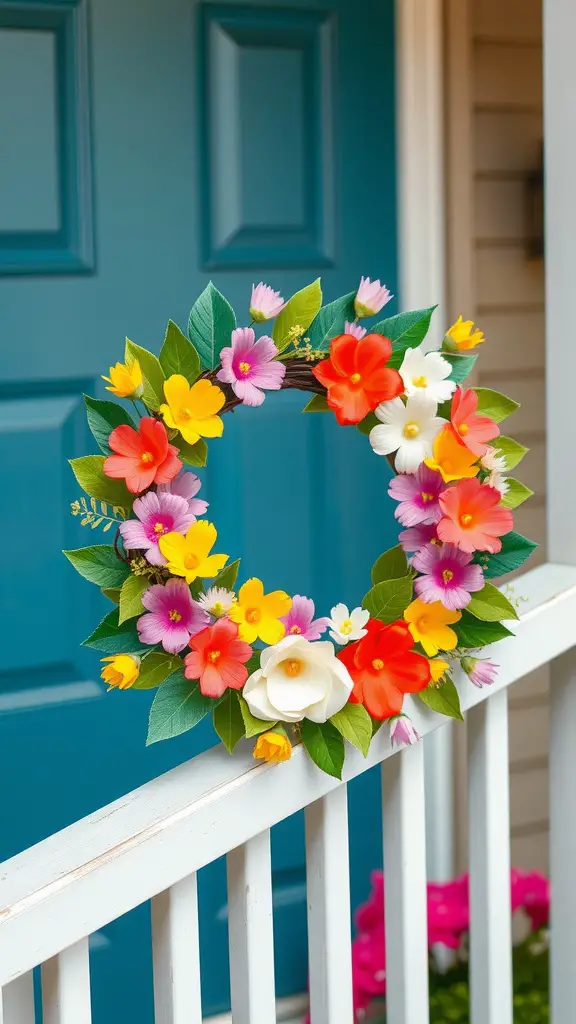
[369,394,446,474]
[327,603,369,645]
[196,586,236,618]
[243,635,354,724]
[399,347,456,404]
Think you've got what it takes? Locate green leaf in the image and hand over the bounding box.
[188,282,236,371]
[146,669,214,744]
[371,545,408,585]
[418,679,463,720]
[500,478,534,510]
[303,394,330,413]
[83,395,135,454]
[102,587,121,604]
[159,319,201,384]
[363,577,413,624]
[494,436,529,472]
[474,387,519,423]
[467,582,519,622]
[300,719,345,779]
[443,353,477,385]
[306,291,356,351]
[455,611,514,648]
[125,339,165,409]
[238,695,274,738]
[213,690,246,753]
[244,651,262,677]
[82,608,151,654]
[356,411,379,436]
[213,558,240,591]
[118,573,150,623]
[373,306,437,369]
[132,651,182,689]
[69,455,132,508]
[63,545,130,588]
[474,531,538,578]
[330,703,372,757]
[173,435,208,467]
[272,279,322,352]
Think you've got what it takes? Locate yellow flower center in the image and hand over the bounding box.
[417,616,429,632]
[245,607,261,624]
[153,521,166,534]
[442,569,454,584]
[458,423,469,436]
[340,619,353,635]
[282,658,303,678]
[239,361,251,375]
[371,658,384,671]
[403,422,420,439]
[350,372,362,385]
[169,609,182,622]
[208,649,221,663]
[431,537,442,546]
[289,624,302,634]
[184,553,200,570]
[412,375,428,388]
[421,492,434,503]
[179,407,193,421]
[212,602,224,616]
[460,514,473,527]
[141,451,154,463]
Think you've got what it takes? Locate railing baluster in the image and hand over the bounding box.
[152,874,202,1024]
[227,830,276,1024]
[550,651,576,1021]
[305,786,353,1024]
[0,972,35,1024]
[468,691,512,1024]
[41,939,91,1024]
[382,743,429,1024]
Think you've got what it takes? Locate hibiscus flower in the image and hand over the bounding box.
[337,618,430,720]
[312,333,404,426]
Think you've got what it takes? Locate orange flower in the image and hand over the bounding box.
[337,618,430,720]
[438,477,514,553]
[104,417,182,494]
[425,425,480,483]
[312,333,404,426]
[450,387,499,457]
[446,316,485,351]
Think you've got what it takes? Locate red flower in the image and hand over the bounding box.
[450,387,499,457]
[438,477,513,553]
[184,617,253,698]
[337,618,430,720]
[103,417,182,494]
[312,333,404,426]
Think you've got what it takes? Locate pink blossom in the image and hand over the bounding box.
[119,490,195,566]
[389,714,420,748]
[280,595,329,641]
[137,579,209,654]
[249,281,285,322]
[511,870,549,931]
[399,523,439,554]
[217,327,286,406]
[413,542,485,610]
[157,471,208,518]
[461,656,498,687]
[354,277,393,318]
[388,465,445,527]
[344,320,367,340]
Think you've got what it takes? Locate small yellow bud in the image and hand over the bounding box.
[253,730,292,764]
[101,654,140,690]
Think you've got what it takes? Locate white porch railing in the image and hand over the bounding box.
[1,561,576,1023]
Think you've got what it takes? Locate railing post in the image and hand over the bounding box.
[41,939,92,1024]
[0,973,35,1024]
[152,874,203,1024]
[227,831,276,1024]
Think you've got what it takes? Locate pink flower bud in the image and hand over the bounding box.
[461,656,498,687]
[389,714,420,748]
[354,277,393,318]
[344,320,367,340]
[249,282,285,322]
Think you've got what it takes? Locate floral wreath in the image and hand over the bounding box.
[64,277,536,778]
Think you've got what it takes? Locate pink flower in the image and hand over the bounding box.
[280,595,330,641]
[249,282,285,322]
[217,327,286,407]
[354,277,393,318]
[413,542,484,610]
[511,870,549,931]
[344,320,367,340]
[461,656,498,687]
[388,465,445,527]
[389,714,420,748]
[157,471,208,518]
[137,579,209,654]
[119,491,195,566]
[427,875,470,948]
[399,523,439,554]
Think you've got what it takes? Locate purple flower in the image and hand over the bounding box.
[217,327,286,407]
[461,657,498,687]
[354,277,393,318]
[344,320,366,340]
[390,714,420,748]
[388,465,445,527]
[399,523,439,555]
[137,579,209,654]
[413,543,484,611]
[157,471,208,518]
[119,491,195,566]
[281,595,330,641]
[249,282,285,322]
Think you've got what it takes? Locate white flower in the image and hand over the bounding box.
[196,586,236,618]
[327,603,369,645]
[399,347,456,404]
[369,394,446,473]
[480,446,507,474]
[243,635,354,724]
[487,471,509,496]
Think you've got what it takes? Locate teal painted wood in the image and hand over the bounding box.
[0,0,397,1016]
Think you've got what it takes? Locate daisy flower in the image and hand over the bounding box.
[196,586,236,619]
[388,464,445,527]
[328,604,369,645]
[399,347,456,404]
[369,394,446,473]
[413,542,485,610]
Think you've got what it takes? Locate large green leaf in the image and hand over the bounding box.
[159,319,201,384]
[213,690,246,753]
[474,387,519,423]
[494,436,528,472]
[272,279,322,353]
[173,436,208,468]
[372,306,436,369]
[238,695,275,738]
[213,558,240,591]
[301,719,345,779]
[330,703,372,757]
[474,531,538,578]
[83,395,135,454]
[455,612,514,648]
[500,478,534,510]
[70,455,132,507]
[187,282,236,370]
[132,652,182,689]
[418,679,463,720]
[118,573,150,623]
[363,577,413,624]
[102,587,121,604]
[303,394,330,413]
[82,608,152,654]
[63,545,130,588]
[125,339,165,409]
[147,669,214,744]
[467,582,519,622]
[371,545,409,585]
[306,291,356,351]
[443,353,477,385]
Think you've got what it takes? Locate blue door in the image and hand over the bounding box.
[0,0,397,1016]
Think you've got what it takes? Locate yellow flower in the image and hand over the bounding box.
[102,359,143,399]
[229,577,291,645]
[425,425,479,483]
[445,315,485,352]
[253,730,292,764]
[160,374,225,445]
[428,657,450,684]
[159,520,228,584]
[101,654,140,689]
[404,599,461,657]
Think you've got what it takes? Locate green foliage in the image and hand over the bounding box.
[69,455,132,508]
[102,587,121,604]
[501,478,534,510]
[63,545,130,589]
[213,558,240,591]
[118,573,150,623]
[159,320,201,384]
[418,678,463,720]
[70,495,126,533]
[147,668,214,744]
[474,387,519,423]
[132,652,182,689]
[363,577,413,624]
[238,695,275,738]
[475,531,538,578]
[455,611,514,648]
[125,339,165,409]
[173,436,208,467]
[188,282,236,370]
[373,306,437,369]
[495,435,529,471]
[272,279,322,352]
[330,703,372,756]
[82,608,151,654]
[306,291,356,351]
[371,545,409,585]
[213,690,245,753]
[443,353,477,385]
[467,582,519,622]
[83,395,135,454]
[300,719,345,779]
[303,394,330,413]
[356,411,379,436]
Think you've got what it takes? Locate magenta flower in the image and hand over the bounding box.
[389,465,445,527]
[461,656,498,687]
[413,542,484,610]
[217,327,286,407]
[137,579,209,654]
[344,320,366,340]
[157,471,208,518]
[249,282,285,322]
[119,491,195,566]
[354,277,393,318]
[281,595,330,641]
[399,523,438,554]
[389,714,420,748]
